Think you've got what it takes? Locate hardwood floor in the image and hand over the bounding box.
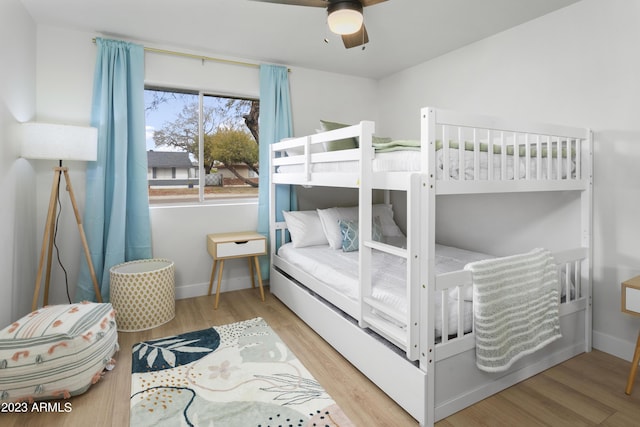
[2,287,640,426]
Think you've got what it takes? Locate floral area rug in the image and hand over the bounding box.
[130,317,354,427]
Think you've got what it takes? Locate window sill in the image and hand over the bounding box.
[149,196,258,209]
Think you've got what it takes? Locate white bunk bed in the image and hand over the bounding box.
[268,107,592,426]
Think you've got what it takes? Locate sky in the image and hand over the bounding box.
[144,90,197,152]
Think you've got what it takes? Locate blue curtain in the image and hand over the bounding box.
[257,64,296,279]
[75,38,152,302]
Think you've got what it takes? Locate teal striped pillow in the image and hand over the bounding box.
[338,216,383,252]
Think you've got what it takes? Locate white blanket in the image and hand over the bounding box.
[465,248,561,373]
[276,148,574,179]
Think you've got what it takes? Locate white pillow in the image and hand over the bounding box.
[317,204,403,250]
[372,204,404,237]
[282,210,328,248]
[317,207,343,249]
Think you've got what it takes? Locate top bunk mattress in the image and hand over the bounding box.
[276,147,575,180]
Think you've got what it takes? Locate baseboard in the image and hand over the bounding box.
[174,282,208,300]
[173,277,266,300]
[593,330,635,362]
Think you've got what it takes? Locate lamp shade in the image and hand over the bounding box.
[20,122,98,161]
[327,2,363,35]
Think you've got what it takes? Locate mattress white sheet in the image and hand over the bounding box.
[277,148,574,180]
[277,241,493,337]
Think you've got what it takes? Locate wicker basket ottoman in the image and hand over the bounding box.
[109,258,175,332]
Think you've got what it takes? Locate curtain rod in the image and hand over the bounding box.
[146,45,260,69]
[91,38,289,71]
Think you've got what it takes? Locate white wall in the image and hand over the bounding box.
[33,26,377,306]
[0,0,37,327]
[376,0,640,359]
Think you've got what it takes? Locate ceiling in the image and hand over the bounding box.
[21,0,581,80]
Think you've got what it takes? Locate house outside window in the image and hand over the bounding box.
[147,151,197,188]
[144,88,259,204]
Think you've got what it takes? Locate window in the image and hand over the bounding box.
[144,88,259,204]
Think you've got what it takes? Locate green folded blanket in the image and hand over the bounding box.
[372,139,420,152]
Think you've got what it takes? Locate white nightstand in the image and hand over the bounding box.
[622,275,640,394]
[207,231,267,309]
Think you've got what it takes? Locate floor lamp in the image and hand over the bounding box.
[20,122,103,311]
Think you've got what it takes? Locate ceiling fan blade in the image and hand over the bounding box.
[361,0,388,6]
[341,24,369,49]
[250,0,327,7]
[251,0,387,7]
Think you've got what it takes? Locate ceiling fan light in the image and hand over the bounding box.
[327,2,363,35]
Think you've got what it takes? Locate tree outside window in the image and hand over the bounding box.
[144,88,259,203]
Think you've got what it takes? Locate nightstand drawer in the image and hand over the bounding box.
[622,276,640,317]
[624,286,640,316]
[216,239,265,258]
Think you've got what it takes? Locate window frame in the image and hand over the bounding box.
[144,85,260,206]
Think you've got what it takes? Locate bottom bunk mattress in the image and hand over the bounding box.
[277,241,493,338]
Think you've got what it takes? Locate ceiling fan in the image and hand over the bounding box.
[253,0,388,49]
